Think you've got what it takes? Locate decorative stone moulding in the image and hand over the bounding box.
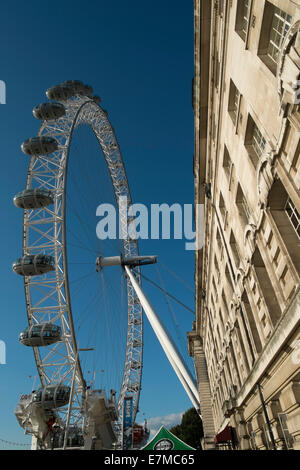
[257,152,276,209]
[236,268,246,298]
[230,297,240,325]
[244,223,257,261]
[277,21,300,111]
[231,293,240,310]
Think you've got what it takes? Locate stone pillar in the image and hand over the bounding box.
[251,412,268,450]
[188,331,216,449]
[267,399,286,450]
[232,407,251,450]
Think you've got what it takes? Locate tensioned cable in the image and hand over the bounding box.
[66,167,99,252]
[66,137,107,256]
[67,126,128,278]
[154,265,188,357]
[72,126,123,255]
[93,271,126,390]
[133,269,195,315]
[58,109,138,409]
[98,270,126,390]
[65,127,127,393]
[160,261,194,293]
[0,438,30,448]
[74,288,104,375]
[67,242,98,255]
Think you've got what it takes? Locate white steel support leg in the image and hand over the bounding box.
[125,266,201,412]
[31,435,38,450]
[63,352,79,450]
[160,343,202,414]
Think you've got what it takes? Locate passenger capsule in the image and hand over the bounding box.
[46,84,75,101]
[33,102,66,121]
[21,136,58,157]
[13,188,54,209]
[92,95,101,104]
[19,323,62,347]
[62,80,85,95]
[13,255,55,276]
[32,384,70,409]
[52,426,84,448]
[79,84,93,97]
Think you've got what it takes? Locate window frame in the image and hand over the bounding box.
[258,2,292,75]
[228,80,241,128]
[235,0,252,43]
[245,114,267,167]
[285,197,300,241]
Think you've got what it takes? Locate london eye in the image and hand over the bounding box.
[13,80,145,449]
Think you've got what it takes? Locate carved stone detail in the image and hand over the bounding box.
[244,223,257,261]
[257,152,276,208]
[277,21,300,110]
[236,267,246,298]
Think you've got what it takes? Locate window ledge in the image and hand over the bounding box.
[258,53,278,77]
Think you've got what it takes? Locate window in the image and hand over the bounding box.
[218,0,224,17]
[258,2,292,75]
[278,414,294,450]
[214,57,220,91]
[236,183,251,227]
[235,0,251,42]
[228,80,241,126]
[214,255,220,276]
[223,145,232,181]
[285,198,300,240]
[216,227,224,259]
[241,290,262,355]
[245,115,266,167]
[268,8,292,66]
[263,424,272,450]
[250,431,258,450]
[252,247,282,327]
[230,231,240,268]
[221,290,230,319]
[268,180,300,277]
[219,192,226,222]
[225,264,234,295]
[252,124,266,158]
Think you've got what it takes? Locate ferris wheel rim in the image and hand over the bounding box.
[21,92,143,424]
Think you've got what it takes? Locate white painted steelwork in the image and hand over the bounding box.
[19,87,143,445]
[124,265,201,414]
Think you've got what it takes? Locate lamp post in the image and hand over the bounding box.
[257,384,277,450]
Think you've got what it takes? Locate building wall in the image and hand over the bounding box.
[190,0,300,450]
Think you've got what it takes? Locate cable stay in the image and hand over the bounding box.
[154,264,189,361]
[132,269,195,315]
[160,261,194,293]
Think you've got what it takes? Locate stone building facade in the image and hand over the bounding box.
[189,0,300,450]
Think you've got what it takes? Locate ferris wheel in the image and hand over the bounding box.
[13,81,147,449]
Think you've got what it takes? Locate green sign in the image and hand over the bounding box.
[142,426,196,451]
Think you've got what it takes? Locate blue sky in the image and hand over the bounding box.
[0,0,195,448]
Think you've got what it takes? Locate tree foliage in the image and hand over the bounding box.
[170,408,204,450]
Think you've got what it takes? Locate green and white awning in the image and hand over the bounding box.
[142,426,196,451]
